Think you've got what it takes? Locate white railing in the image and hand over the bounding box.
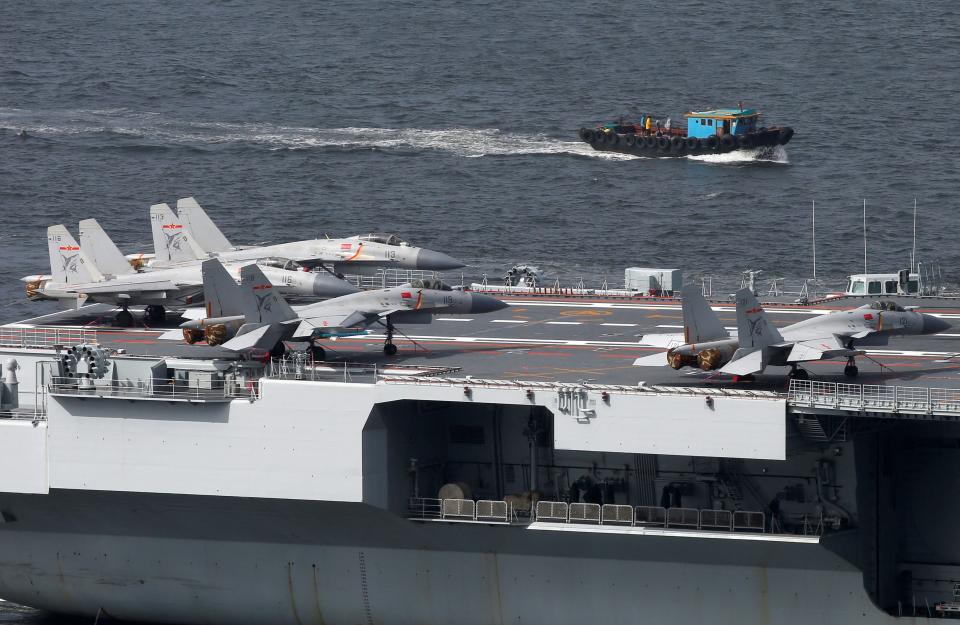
[409,498,772,534]
[568,502,601,524]
[344,269,445,290]
[381,376,781,400]
[536,502,766,533]
[0,327,98,349]
[268,357,461,384]
[47,377,256,402]
[788,379,960,417]
[409,498,511,523]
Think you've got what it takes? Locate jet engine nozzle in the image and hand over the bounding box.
[666,348,697,370]
[183,328,205,344]
[24,280,45,300]
[205,324,232,346]
[697,348,727,371]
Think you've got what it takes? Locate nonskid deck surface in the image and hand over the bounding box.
[6,296,960,390]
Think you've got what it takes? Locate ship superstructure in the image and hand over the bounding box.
[1,291,959,624]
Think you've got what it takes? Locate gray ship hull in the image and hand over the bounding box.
[0,490,903,625]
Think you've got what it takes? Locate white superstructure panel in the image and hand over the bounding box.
[0,420,48,494]
[46,380,372,501]
[553,394,786,460]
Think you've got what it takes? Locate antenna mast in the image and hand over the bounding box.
[912,198,918,273]
[863,199,867,274]
[812,200,816,281]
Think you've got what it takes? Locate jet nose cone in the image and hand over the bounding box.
[314,273,361,298]
[922,314,952,334]
[416,249,466,271]
[469,293,509,314]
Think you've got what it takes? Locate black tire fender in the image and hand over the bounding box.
[705,135,720,151]
[657,136,671,150]
[720,134,736,150]
[685,137,700,150]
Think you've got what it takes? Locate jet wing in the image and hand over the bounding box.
[292,308,378,338]
[637,333,686,348]
[633,352,670,367]
[65,279,182,295]
[786,335,853,363]
[718,349,764,376]
[222,324,275,351]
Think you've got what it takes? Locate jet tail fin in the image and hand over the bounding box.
[681,284,729,343]
[176,197,233,253]
[47,225,103,284]
[150,203,205,263]
[238,263,298,324]
[78,219,135,277]
[734,288,783,349]
[201,259,245,318]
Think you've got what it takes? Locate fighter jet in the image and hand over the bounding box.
[633,286,951,378]
[179,259,507,357]
[27,223,359,325]
[149,198,465,272]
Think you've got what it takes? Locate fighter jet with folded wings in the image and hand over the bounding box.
[27,223,359,326]
[179,259,508,357]
[150,197,465,272]
[633,286,950,378]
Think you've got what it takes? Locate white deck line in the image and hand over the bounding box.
[527,522,820,543]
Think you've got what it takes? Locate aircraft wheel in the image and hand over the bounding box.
[115,310,134,327]
[310,345,326,361]
[270,342,287,359]
[790,368,809,381]
[145,305,166,324]
[384,343,398,356]
[844,364,859,377]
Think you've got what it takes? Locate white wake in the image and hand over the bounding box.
[0,108,638,160]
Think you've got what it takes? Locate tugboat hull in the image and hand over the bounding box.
[579,126,793,158]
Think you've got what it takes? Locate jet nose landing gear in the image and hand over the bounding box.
[844,357,859,378]
[383,316,398,356]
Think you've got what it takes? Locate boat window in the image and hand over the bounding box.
[907,280,919,293]
[884,280,898,294]
[867,281,882,294]
[849,280,865,294]
[708,119,713,126]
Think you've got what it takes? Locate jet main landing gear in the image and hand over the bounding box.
[115,307,134,327]
[788,365,809,380]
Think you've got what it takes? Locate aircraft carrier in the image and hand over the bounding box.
[2,277,960,624]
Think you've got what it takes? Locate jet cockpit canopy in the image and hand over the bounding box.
[869,301,906,312]
[409,279,452,291]
[356,233,409,247]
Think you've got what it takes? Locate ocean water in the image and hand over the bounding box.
[1,0,960,620]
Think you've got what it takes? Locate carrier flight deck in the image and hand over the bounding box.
[7,294,960,389]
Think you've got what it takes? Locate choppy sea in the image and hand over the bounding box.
[2,0,960,620]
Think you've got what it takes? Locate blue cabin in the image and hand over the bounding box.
[684,109,760,139]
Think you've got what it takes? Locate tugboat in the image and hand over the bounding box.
[579,106,794,157]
